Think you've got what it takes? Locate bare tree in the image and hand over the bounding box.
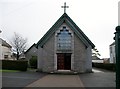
[11,32,27,60]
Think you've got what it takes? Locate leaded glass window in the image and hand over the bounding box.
[57,27,72,50]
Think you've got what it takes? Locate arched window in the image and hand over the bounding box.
[57,26,72,50]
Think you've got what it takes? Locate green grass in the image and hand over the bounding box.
[0,69,20,72]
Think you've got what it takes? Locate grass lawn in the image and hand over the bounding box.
[0,68,36,72]
[0,69,20,72]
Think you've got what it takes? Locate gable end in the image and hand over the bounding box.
[36,13,95,49]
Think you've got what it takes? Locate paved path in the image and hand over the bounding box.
[26,74,84,87]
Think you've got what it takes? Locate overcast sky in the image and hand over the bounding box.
[0,0,119,58]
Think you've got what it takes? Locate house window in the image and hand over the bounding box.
[57,26,72,50]
[4,55,8,59]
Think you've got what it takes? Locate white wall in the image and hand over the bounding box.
[0,39,2,60]
[0,39,12,60]
[110,44,116,63]
[118,1,120,25]
[92,60,103,63]
[2,46,11,60]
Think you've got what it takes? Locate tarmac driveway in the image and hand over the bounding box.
[2,68,116,88]
[80,68,116,87]
[2,71,47,88]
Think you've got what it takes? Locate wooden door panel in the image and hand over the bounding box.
[57,54,64,70]
[64,53,71,70]
[57,53,71,70]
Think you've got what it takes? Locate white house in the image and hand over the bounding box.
[0,38,12,60]
[92,56,103,63]
[109,42,116,63]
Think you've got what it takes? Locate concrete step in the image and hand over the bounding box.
[50,70,78,75]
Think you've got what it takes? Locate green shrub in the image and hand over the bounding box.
[92,62,115,71]
[29,56,37,69]
[1,60,28,71]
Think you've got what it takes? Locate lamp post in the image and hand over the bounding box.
[114,26,120,89]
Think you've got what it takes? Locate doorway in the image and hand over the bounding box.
[57,53,71,70]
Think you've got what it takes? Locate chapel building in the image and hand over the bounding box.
[36,13,95,73]
[35,3,95,73]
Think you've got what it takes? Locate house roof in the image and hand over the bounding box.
[0,38,12,48]
[36,13,95,48]
[25,43,36,54]
[110,42,115,46]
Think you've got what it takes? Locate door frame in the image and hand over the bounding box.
[57,53,71,70]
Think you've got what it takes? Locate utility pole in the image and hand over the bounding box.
[114,26,120,89]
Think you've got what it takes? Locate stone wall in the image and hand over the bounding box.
[85,46,92,72]
[25,46,37,61]
[37,23,92,73]
[74,34,87,73]
[38,34,55,72]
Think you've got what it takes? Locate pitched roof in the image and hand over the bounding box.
[25,43,36,54]
[0,38,12,48]
[110,42,115,46]
[36,13,95,48]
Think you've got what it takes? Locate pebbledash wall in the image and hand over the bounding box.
[37,23,92,73]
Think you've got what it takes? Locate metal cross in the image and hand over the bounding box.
[61,2,69,13]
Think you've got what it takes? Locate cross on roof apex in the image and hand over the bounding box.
[61,2,69,13]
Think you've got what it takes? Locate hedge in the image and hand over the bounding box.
[1,60,28,71]
[92,62,115,71]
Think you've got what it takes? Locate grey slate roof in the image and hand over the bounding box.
[36,13,95,48]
